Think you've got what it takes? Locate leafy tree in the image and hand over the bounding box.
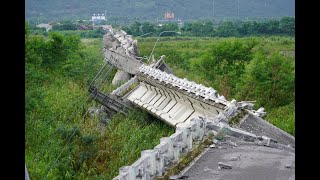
[140,22,155,34]
[266,19,280,34]
[279,17,295,35]
[45,32,65,66]
[53,21,77,31]
[25,21,30,35]
[236,50,295,109]
[123,21,141,36]
[25,35,46,65]
[190,39,257,97]
[216,21,239,37]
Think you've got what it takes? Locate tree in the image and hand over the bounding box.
[266,19,280,34]
[216,21,239,37]
[25,21,30,35]
[140,22,155,34]
[236,50,295,109]
[190,39,257,97]
[279,17,295,35]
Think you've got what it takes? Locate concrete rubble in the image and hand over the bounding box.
[218,162,232,169]
[230,156,240,161]
[102,26,141,85]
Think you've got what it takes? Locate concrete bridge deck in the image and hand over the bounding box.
[179,136,295,180]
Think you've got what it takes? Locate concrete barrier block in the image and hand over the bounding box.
[176,126,192,152]
[170,131,183,162]
[115,166,135,180]
[160,137,174,165]
[190,118,205,140]
[152,148,165,176]
[184,127,193,151]
[131,155,150,179]
[141,150,157,177]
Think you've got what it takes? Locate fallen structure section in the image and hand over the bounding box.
[104,49,143,75]
[127,64,228,127]
[103,26,142,84]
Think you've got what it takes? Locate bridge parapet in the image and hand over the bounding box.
[112,118,206,180]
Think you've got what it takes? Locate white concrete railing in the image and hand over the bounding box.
[112,118,206,180]
[138,64,226,104]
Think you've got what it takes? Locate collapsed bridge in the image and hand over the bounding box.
[89,26,295,180]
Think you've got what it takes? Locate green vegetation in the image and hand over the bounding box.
[28,23,106,38]
[28,17,294,39]
[123,17,295,37]
[54,28,106,38]
[137,36,295,135]
[25,23,174,179]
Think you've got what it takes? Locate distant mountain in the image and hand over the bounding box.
[25,0,295,22]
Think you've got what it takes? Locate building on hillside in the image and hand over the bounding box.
[164,11,174,20]
[91,14,107,25]
[36,23,52,32]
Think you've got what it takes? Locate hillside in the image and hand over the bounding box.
[26,0,295,22]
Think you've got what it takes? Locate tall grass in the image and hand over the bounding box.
[26,36,175,179]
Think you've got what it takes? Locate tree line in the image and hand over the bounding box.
[28,17,294,38]
[123,17,294,37]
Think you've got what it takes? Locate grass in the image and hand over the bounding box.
[265,102,295,136]
[25,37,175,179]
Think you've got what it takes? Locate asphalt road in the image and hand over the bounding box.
[180,137,295,180]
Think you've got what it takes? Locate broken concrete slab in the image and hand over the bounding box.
[239,112,295,147]
[230,156,240,161]
[180,138,295,180]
